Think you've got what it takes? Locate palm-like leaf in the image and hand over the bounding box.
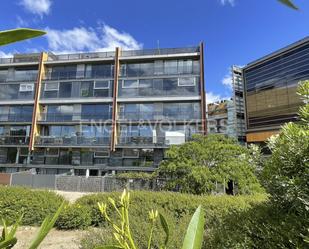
[278,0,298,10]
[181,206,205,249]
[0,28,46,46]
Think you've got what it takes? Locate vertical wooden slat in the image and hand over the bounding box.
[199,42,207,135]
[28,52,48,151]
[110,47,121,151]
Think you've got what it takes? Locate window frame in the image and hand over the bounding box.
[122,79,139,89]
[44,82,59,91]
[94,80,110,89]
[178,77,196,87]
[19,83,34,92]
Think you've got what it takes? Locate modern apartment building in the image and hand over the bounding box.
[0,44,206,175]
[243,37,309,144]
[227,66,246,143]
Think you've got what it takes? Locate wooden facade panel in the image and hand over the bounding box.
[246,130,280,142]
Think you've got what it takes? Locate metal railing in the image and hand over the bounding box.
[0,73,38,82]
[121,47,200,57]
[46,47,199,62]
[44,67,198,81]
[0,55,40,64]
[47,51,115,62]
[38,113,112,122]
[0,136,30,145]
[35,136,110,146]
[0,114,33,122]
[118,111,201,121]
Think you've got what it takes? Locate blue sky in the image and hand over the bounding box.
[1,0,309,103]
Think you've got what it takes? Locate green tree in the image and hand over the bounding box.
[263,80,309,216]
[156,134,263,195]
[278,0,298,10]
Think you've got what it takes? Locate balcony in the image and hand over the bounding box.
[0,114,33,123]
[0,72,38,82]
[0,54,40,64]
[0,136,30,145]
[47,51,115,62]
[45,47,199,62]
[118,111,201,122]
[120,47,200,57]
[35,136,110,146]
[38,113,112,123]
[44,67,199,81]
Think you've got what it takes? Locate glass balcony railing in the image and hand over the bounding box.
[0,72,38,82]
[120,47,200,57]
[35,136,110,146]
[44,67,199,81]
[38,113,112,122]
[0,114,33,122]
[117,135,196,147]
[46,47,199,62]
[0,55,40,64]
[0,136,30,145]
[118,111,201,121]
[47,51,115,62]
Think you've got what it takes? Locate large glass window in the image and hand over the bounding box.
[59,82,72,98]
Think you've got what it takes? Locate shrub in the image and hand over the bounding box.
[56,204,92,230]
[77,191,267,248]
[0,186,65,226]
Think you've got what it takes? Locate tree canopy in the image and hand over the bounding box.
[156,134,263,195]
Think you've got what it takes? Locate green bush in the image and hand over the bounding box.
[56,204,92,230]
[0,186,65,226]
[77,191,267,248]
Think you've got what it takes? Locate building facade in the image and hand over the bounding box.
[227,66,246,143]
[207,100,229,135]
[243,37,309,144]
[0,45,206,175]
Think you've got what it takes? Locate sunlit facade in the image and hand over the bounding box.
[0,45,206,175]
[243,37,309,143]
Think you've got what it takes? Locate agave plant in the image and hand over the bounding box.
[96,189,205,249]
[0,28,46,47]
[0,202,65,249]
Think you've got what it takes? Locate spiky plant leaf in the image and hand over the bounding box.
[0,28,45,46]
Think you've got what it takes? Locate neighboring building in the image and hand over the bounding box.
[243,37,309,144]
[227,66,246,143]
[0,45,206,175]
[207,100,229,135]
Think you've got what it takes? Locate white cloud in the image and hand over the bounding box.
[16,15,29,27]
[206,92,229,104]
[45,24,143,53]
[222,72,233,90]
[20,0,52,17]
[220,0,235,6]
[0,51,14,58]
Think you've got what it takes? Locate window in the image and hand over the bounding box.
[178,77,196,86]
[94,149,109,158]
[123,149,139,158]
[44,82,59,91]
[122,79,139,88]
[19,83,34,92]
[94,80,110,89]
[59,82,72,98]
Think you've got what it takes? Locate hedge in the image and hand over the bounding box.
[0,186,65,225]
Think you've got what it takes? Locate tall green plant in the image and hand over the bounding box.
[0,202,65,249]
[0,28,45,46]
[96,189,205,249]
